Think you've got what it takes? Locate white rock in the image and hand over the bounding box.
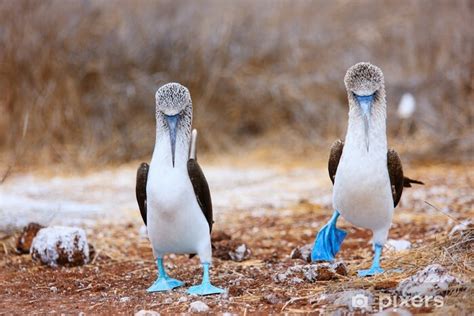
[189,301,210,313]
[120,296,130,303]
[290,243,312,262]
[386,239,411,251]
[396,264,463,297]
[135,310,160,316]
[449,220,472,237]
[229,244,251,262]
[178,296,188,303]
[31,226,89,267]
[273,272,288,283]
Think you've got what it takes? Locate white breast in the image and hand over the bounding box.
[333,149,393,230]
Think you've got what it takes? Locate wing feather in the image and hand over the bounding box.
[187,159,213,232]
[136,162,149,225]
[387,149,405,207]
[328,139,344,185]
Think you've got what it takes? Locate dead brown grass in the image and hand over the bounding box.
[0,0,472,167]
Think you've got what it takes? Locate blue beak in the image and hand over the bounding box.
[355,94,374,117]
[355,94,374,151]
[165,114,179,167]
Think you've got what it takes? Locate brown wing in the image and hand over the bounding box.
[328,139,344,185]
[187,159,213,232]
[135,162,149,225]
[387,149,405,207]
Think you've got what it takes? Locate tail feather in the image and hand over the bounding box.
[403,176,424,187]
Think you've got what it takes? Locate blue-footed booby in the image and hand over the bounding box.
[135,83,224,295]
[311,63,423,276]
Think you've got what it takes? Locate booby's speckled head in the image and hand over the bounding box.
[344,62,384,97]
[155,82,193,167]
[155,82,192,116]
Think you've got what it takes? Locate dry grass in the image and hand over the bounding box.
[0,0,472,168]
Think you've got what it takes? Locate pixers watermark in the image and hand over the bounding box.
[351,293,444,312]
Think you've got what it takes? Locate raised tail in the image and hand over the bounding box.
[403,176,424,188]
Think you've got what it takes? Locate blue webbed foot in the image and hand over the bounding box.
[311,211,347,262]
[187,282,225,296]
[147,276,184,292]
[357,244,385,277]
[147,258,184,292]
[357,266,384,277]
[187,263,225,296]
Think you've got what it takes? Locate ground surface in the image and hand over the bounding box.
[0,159,472,314]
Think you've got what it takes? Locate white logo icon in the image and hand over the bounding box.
[352,293,369,309]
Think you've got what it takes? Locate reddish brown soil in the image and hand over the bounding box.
[0,164,472,314]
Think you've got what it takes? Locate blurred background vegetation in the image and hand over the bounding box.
[0,0,472,168]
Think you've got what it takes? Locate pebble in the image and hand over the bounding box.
[290,243,312,262]
[120,297,130,303]
[396,264,463,297]
[31,226,90,267]
[178,296,188,303]
[386,239,411,251]
[189,301,210,313]
[229,244,251,262]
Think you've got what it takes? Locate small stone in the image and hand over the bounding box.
[229,244,251,262]
[331,261,348,276]
[387,239,411,251]
[288,264,304,273]
[178,296,188,303]
[396,264,463,297]
[312,293,336,305]
[16,223,44,254]
[31,226,90,267]
[304,263,337,282]
[273,272,288,283]
[449,220,472,237]
[213,239,251,261]
[263,293,280,305]
[290,243,312,263]
[120,297,130,303]
[50,286,58,293]
[189,301,210,313]
[135,310,160,316]
[163,298,173,304]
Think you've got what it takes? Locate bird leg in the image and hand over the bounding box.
[358,244,385,277]
[147,258,184,292]
[187,263,225,296]
[311,210,347,262]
